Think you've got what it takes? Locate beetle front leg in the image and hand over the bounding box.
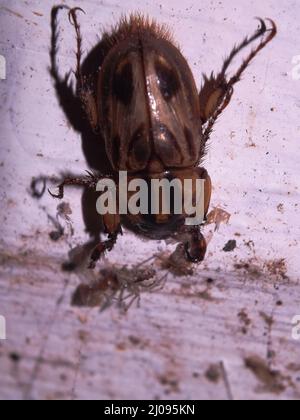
[89,214,122,269]
[171,167,211,263]
[48,171,108,199]
[182,226,207,263]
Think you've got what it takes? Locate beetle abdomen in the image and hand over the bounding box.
[98,15,203,173]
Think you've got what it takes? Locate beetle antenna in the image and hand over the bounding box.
[225,18,277,85]
[221,18,265,76]
[202,19,277,144]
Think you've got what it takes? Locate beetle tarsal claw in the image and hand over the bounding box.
[265,18,277,34]
[68,7,86,26]
[254,17,267,34]
[254,17,277,39]
[48,188,62,200]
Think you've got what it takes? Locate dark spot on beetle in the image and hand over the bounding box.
[128,124,150,166]
[184,126,194,156]
[154,123,183,164]
[155,60,180,100]
[112,135,121,168]
[112,62,133,105]
[223,239,237,252]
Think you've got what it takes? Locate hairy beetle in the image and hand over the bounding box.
[50,8,276,268]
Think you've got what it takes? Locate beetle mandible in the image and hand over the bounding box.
[50,8,277,269]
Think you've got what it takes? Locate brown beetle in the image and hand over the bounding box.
[50,8,276,268]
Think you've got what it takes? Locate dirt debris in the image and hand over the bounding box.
[30,177,46,199]
[245,356,291,395]
[223,240,237,252]
[205,364,222,384]
[234,257,289,282]
[259,312,274,327]
[72,264,164,311]
[158,372,180,394]
[206,207,231,231]
[1,7,23,19]
[264,259,288,280]
[238,309,252,335]
[157,245,194,277]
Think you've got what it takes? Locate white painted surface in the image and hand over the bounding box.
[0,0,300,400]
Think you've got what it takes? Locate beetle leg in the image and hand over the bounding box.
[200,19,277,143]
[195,167,212,221]
[184,169,210,263]
[170,168,211,263]
[49,172,101,199]
[89,217,122,269]
[68,8,99,133]
[183,226,207,263]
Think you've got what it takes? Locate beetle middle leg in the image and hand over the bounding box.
[49,172,121,268]
[199,19,277,143]
[68,7,99,133]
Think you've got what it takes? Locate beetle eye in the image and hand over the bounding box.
[155,61,180,100]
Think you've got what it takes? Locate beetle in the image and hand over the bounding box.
[50,7,276,269]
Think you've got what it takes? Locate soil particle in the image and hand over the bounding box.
[205,364,222,383]
[245,356,288,394]
[223,240,237,252]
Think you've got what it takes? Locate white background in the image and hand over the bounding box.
[0,0,300,400]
